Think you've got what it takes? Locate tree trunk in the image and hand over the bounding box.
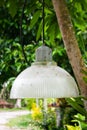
[15,99,21,108]
[52,0,87,109]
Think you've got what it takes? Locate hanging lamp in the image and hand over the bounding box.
[10,0,79,99]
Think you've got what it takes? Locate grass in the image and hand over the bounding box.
[7,114,43,130]
[0,107,27,112]
[7,114,31,128]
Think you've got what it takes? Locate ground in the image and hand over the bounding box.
[0,110,30,130]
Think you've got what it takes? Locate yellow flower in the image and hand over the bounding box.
[66,125,81,130]
[31,103,42,120]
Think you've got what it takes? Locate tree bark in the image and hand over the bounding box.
[52,0,87,109]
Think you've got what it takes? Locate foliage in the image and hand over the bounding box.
[73,113,87,130]
[7,100,87,130]
[1,0,87,90]
[65,113,87,130]
[31,109,57,130]
[65,125,80,130]
[24,98,36,110]
[66,98,87,117]
[7,105,57,130]
[1,77,15,100]
[25,100,58,130]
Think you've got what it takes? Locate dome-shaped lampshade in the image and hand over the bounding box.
[10,45,79,99]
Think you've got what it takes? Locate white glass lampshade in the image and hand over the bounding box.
[10,45,79,99]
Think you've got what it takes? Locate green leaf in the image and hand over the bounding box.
[73,114,87,129]
[30,10,41,29]
[45,8,52,14]
[75,2,82,13]
[65,125,81,130]
[66,98,87,116]
[83,77,87,83]
[36,20,42,41]
[0,0,4,7]
[7,0,18,17]
[47,23,56,43]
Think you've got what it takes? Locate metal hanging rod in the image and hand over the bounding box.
[42,0,45,45]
